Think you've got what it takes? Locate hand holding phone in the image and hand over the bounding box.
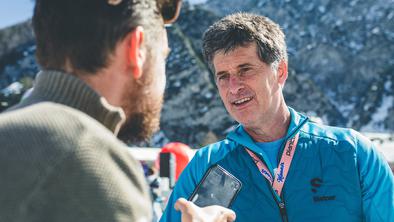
[175,198,236,222]
[188,165,242,208]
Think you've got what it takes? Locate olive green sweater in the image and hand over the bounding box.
[0,70,151,222]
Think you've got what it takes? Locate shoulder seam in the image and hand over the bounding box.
[299,129,338,142]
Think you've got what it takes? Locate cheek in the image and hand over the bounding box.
[153,60,166,97]
[218,88,233,110]
[158,61,166,92]
[157,73,166,96]
[217,87,227,101]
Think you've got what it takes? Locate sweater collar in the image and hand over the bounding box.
[28,70,125,134]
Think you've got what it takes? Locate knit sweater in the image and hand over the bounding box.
[0,70,152,222]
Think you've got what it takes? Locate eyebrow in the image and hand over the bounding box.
[238,63,253,69]
[215,63,254,76]
[215,70,228,77]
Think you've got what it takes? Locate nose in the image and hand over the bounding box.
[229,75,243,95]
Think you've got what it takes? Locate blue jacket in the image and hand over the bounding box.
[161,108,394,221]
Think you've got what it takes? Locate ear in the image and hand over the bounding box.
[128,26,145,79]
[277,60,288,86]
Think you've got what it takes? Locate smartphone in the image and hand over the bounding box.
[188,164,242,208]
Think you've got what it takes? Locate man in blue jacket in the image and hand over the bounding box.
[161,12,394,221]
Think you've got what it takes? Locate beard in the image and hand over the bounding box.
[117,60,164,144]
[117,96,163,144]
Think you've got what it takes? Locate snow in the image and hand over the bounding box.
[337,103,355,119]
[378,141,394,164]
[1,82,23,96]
[361,95,394,132]
[384,81,392,91]
[371,27,380,35]
[363,132,394,163]
[318,5,326,13]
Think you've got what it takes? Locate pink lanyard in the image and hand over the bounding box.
[245,133,299,196]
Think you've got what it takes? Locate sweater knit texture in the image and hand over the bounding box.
[0,70,152,222]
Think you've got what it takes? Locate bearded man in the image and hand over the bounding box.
[0,0,236,222]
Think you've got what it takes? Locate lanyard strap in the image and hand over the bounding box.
[245,133,299,196]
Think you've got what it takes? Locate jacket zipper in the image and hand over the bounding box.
[240,116,309,221]
[266,179,289,222]
[271,117,308,221]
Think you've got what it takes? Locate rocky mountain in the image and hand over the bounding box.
[0,0,393,148]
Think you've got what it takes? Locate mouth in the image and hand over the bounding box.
[231,96,253,107]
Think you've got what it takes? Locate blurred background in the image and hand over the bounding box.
[0,0,393,157]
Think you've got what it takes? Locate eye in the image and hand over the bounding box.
[216,73,229,82]
[239,67,251,75]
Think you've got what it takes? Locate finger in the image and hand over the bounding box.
[223,210,236,222]
[174,198,189,212]
[216,208,236,222]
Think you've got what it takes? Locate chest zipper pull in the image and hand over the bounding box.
[279,202,288,222]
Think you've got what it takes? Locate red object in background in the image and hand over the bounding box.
[156,142,192,180]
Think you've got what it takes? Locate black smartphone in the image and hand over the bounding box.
[188,164,242,208]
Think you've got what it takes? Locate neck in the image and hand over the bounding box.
[64,51,131,109]
[244,105,291,142]
[76,68,128,108]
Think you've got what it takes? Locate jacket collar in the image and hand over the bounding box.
[226,107,308,171]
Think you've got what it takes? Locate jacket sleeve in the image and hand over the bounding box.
[160,148,210,222]
[356,132,394,221]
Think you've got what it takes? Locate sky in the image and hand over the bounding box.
[0,0,34,29]
[0,0,209,30]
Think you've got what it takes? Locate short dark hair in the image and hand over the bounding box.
[33,0,163,74]
[202,13,287,73]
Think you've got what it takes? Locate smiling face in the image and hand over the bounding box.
[213,42,287,131]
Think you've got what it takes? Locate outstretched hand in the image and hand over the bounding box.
[174,198,236,222]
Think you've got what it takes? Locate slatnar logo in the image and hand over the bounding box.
[310,177,336,202]
[310,178,322,193]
